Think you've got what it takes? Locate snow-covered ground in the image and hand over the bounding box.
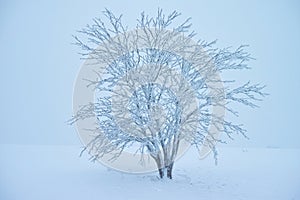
[0,145,299,200]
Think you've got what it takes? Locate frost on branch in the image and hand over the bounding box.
[70,9,267,179]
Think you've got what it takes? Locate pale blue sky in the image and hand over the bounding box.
[0,0,299,148]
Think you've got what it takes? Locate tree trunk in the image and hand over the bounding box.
[154,154,165,178]
[166,162,174,179]
[158,168,164,178]
[153,139,179,179]
[156,163,174,179]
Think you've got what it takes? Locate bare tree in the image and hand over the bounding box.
[69,9,267,179]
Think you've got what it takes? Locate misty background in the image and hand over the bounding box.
[0,0,299,148]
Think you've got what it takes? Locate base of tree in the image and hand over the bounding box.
[158,163,174,179]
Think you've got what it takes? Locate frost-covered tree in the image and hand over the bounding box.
[69,9,267,179]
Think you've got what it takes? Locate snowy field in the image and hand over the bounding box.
[0,145,299,200]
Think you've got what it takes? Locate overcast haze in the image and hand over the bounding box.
[0,0,299,148]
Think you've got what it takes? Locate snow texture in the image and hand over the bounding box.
[0,145,299,200]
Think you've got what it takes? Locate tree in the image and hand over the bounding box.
[69,9,267,179]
